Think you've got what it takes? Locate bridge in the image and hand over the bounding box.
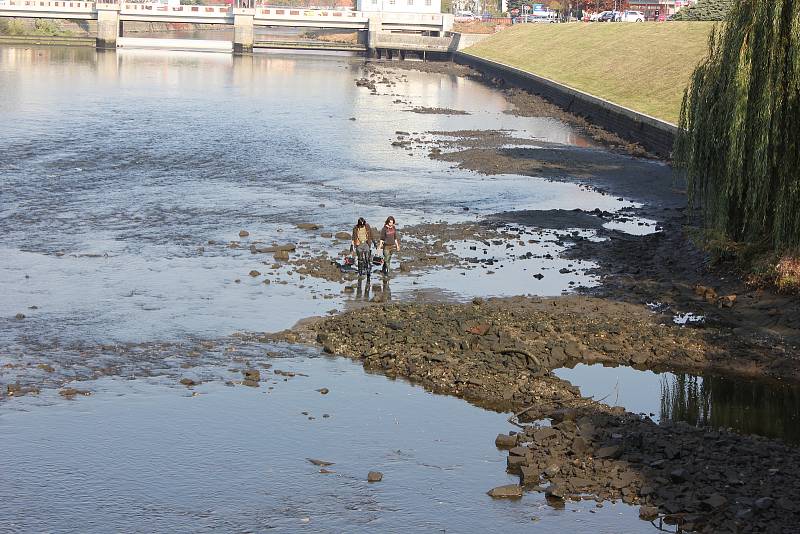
[0,0,455,54]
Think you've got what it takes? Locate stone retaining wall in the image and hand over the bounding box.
[373,32,453,52]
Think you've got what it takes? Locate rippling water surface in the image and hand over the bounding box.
[0,46,632,345]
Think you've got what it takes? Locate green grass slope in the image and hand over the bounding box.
[464,22,716,124]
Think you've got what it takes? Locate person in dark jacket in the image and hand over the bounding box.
[351,217,377,276]
[378,216,400,275]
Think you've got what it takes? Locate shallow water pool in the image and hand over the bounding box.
[0,351,651,533]
[554,363,800,445]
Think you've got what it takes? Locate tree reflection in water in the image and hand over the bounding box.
[660,373,800,445]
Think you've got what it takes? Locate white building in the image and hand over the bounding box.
[357,0,442,15]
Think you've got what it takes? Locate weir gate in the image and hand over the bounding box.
[0,0,456,55]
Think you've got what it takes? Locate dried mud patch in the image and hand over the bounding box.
[501,88,651,157]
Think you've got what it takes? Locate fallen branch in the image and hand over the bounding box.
[498,347,541,368]
[506,390,614,429]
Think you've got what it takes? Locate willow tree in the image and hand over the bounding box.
[675,0,800,251]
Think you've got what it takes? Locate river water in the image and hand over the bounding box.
[0,45,628,346]
[0,45,787,532]
[555,364,800,445]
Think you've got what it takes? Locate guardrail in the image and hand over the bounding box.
[121,3,230,15]
[254,7,363,18]
[0,0,94,10]
[374,32,452,51]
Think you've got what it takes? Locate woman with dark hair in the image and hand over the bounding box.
[351,217,376,276]
[378,216,400,275]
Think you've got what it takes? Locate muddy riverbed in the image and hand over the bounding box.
[2,47,799,533]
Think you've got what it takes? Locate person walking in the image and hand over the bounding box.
[378,216,400,275]
[351,217,376,276]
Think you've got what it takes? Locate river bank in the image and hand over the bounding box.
[369,59,800,373]
[461,23,715,124]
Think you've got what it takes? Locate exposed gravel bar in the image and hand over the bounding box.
[264,296,800,533]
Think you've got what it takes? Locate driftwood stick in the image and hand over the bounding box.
[498,348,542,368]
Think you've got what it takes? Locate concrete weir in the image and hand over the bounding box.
[0,1,455,56]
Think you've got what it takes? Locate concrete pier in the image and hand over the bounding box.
[366,14,381,58]
[233,8,254,55]
[95,3,120,50]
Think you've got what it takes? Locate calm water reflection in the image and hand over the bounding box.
[555,364,800,445]
[660,372,800,444]
[0,349,651,533]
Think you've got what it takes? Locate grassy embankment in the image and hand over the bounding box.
[0,18,75,37]
[464,22,716,124]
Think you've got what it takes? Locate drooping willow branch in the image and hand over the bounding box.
[674,0,800,252]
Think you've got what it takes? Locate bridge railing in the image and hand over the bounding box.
[232,0,360,11]
[252,7,365,19]
[0,0,95,11]
[120,2,230,15]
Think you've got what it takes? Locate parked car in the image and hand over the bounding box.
[598,11,619,21]
[454,10,476,21]
[589,11,609,21]
[620,10,645,21]
[531,13,558,23]
[515,10,557,23]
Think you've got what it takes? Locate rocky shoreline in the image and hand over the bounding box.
[263,296,800,533]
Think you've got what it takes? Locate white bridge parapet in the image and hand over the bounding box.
[0,0,93,10]
[374,31,453,51]
[0,0,447,29]
[120,2,231,23]
[381,11,451,31]
[0,0,95,19]
[121,3,230,17]
[253,7,368,29]
[0,0,454,54]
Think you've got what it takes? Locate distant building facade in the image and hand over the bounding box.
[356,0,441,14]
[627,0,698,19]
